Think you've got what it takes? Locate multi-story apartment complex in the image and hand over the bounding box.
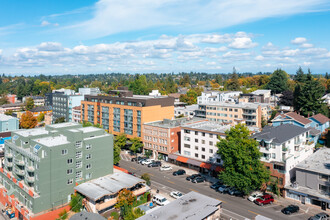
[285,148,330,211]
[143,117,206,160]
[0,115,19,132]
[197,91,241,105]
[196,102,270,128]
[0,122,113,219]
[240,89,271,103]
[52,93,84,123]
[174,104,198,118]
[72,106,81,123]
[78,88,100,96]
[253,124,315,193]
[81,87,174,138]
[23,96,45,107]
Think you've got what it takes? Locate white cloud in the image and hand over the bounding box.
[229,37,258,49]
[255,55,264,61]
[41,21,51,27]
[300,43,313,48]
[291,37,307,44]
[206,61,217,65]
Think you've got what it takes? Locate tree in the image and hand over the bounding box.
[279,90,294,106]
[4,110,13,116]
[266,69,289,94]
[115,189,135,209]
[20,111,38,129]
[227,68,240,91]
[0,95,9,105]
[293,72,328,117]
[269,110,278,122]
[25,97,34,111]
[54,117,66,124]
[217,124,270,195]
[37,113,45,122]
[261,116,267,128]
[294,67,307,83]
[114,144,121,165]
[82,120,93,127]
[141,173,151,186]
[130,137,143,157]
[115,133,127,149]
[70,193,83,212]
[215,74,223,85]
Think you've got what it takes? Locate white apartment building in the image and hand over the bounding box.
[174,104,198,118]
[72,106,82,123]
[253,124,315,190]
[180,121,230,164]
[197,91,242,105]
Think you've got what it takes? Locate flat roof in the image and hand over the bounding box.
[15,128,49,137]
[48,122,80,129]
[34,134,70,147]
[181,121,230,134]
[251,90,271,95]
[74,172,145,201]
[77,126,102,133]
[145,117,205,128]
[205,101,269,109]
[296,148,330,175]
[132,95,170,99]
[0,114,17,121]
[137,191,221,220]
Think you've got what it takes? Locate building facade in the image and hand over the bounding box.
[0,122,113,219]
[29,106,52,117]
[52,93,84,123]
[81,87,174,139]
[174,104,198,118]
[23,96,45,107]
[0,115,19,132]
[72,106,81,123]
[196,102,270,128]
[143,117,206,160]
[240,90,271,103]
[78,88,100,96]
[253,124,315,192]
[197,91,242,105]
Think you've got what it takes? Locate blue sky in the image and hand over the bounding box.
[0,0,330,75]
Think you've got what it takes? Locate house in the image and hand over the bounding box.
[309,113,330,134]
[0,103,24,114]
[0,115,19,132]
[74,172,149,213]
[137,191,222,220]
[174,104,198,118]
[285,148,330,211]
[143,117,206,160]
[272,112,312,128]
[253,124,315,193]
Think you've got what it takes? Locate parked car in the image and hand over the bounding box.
[210,181,223,189]
[281,205,299,215]
[228,188,243,196]
[170,191,183,199]
[152,195,170,206]
[173,169,186,176]
[228,187,237,195]
[218,185,230,193]
[141,159,154,165]
[232,189,244,197]
[192,176,206,183]
[138,157,147,164]
[248,191,264,202]
[159,165,172,171]
[186,174,202,181]
[148,161,161,167]
[309,213,330,220]
[254,194,274,206]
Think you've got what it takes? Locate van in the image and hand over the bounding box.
[152,195,170,206]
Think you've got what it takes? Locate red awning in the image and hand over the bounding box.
[176,156,189,163]
[200,163,212,169]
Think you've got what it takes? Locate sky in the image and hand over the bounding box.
[0,0,330,75]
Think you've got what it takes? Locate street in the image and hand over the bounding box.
[119,158,314,220]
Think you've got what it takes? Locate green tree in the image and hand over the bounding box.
[217,124,270,195]
[114,144,121,165]
[261,116,267,128]
[82,120,93,127]
[293,72,328,117]
[115,133,127,149]
[266,69,289,94]
[0,95,9,105]
[70,193,83,212]
[130,137,143,157]
[279,90,294,106]
[227,68,240,91]
[294,67,307,83]
[20,111,38,129]
[25,97,35,110]
[37,113,45,122]
[141,173,151,186]
[54,116,66,124]
[215,74,223,85]
[4,110,13,116]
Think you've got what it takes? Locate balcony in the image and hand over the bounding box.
[26,176,34,183]
[14,159,25,166]
[96,198,117,211]
[27,166,35,172]
[6,162,13,167]
[294,139,302,146]
[282,154,293,162]
[242,111,256,116]
[14,168,25,176]
[5,153,13,158]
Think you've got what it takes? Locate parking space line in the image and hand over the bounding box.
[288,212,306,218]
[248,210,259,215]
[167,180,175,184]
[129,166,136,170]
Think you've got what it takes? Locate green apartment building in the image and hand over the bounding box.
[0,122,113,219]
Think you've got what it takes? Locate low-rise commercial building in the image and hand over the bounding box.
[0,122,113,219]
[0,115,19,132]
[81,87,174,139]
[0,103,24,114]
[29,106,52,117]
[285,148,330,211]
[143,117,206,160]
[138,191,222,220]
[23,96,45,107]
[253,124,315,193]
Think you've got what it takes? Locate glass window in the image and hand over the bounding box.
[75,141,82,148]
[86,154,92,160]
[61,149,68,155]
[76,151,82,159]
[67,179,73,185]
[76,171,82,179]
[86,164,92,169]
[67,159,73,164]
[86,144,92,150]
[67,169,73,175]
[76,161,82,169]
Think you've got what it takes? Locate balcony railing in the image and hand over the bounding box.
[26,176,34,183]
[14,168,25,176]
[14,159,25,166]
[5,153,13,158]
[6,162,13,167]
[27,166,35,172]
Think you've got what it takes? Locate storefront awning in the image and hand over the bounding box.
[187,159,202,167]
[176,156,188,163]
[168,154,178,160]
[200,163,212,169]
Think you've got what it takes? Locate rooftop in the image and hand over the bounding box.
[30,106,52,112]
[34,134,70,147]
[15,128,49,137]
[205,101,269,109]
[137,191,221,220]
[74,172,146,201]
[77,126,102,133]
[273,112,312,125]
[145,117,205,128]
[0,114,17,121]
[309,113,330,124]
[296,148,330,175]
[181,121,231,134]
[250,90,271,95]
[48,122,80,129]
[253,124,310,144]
[70,212,106,220]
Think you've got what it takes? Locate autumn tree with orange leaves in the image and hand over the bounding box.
[20,111,37,129]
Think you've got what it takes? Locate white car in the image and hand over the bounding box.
[248,191,263,202]
[141,159,154,165]
[170,191,183,199]
[160,165,172,171]
[152,195,170,206]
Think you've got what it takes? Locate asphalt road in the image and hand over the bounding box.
[119,159,313,220]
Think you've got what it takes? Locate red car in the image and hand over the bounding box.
[254,194,274,206]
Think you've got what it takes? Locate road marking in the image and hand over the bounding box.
[216,199,226,204]
[189,188,199,193]
[167,180,175,184]
[248,210,259,215]
[288,212,306,218]
[129,166,136,170]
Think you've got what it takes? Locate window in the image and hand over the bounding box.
[76,151,82,159]
[184,144,190,148]
[184,151,191,156]
[195,131,198,135]
[272,153,276,159]
[67,179,73,185]
[195,153,198,158]
[202,147,205,152]
[202,133,205,137]
[76,171,82,179]
[195,146,198,150]
[75,141,82,148]
[184,130,190,134]
[319,174,329,181]
[209,141,213,146]
[86,164,92,169]
[86,154,92,160]
[202,140,205,144]
[201,155,205,159]
[86,144,92,150]
[61,149,68,155]
[209,149,213,153]
[76,161,82,169]
[67,169,73,175]
[209,134,213,138]
[86,173,92,179]
[67,159,73,164]
[195,139,198,143]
